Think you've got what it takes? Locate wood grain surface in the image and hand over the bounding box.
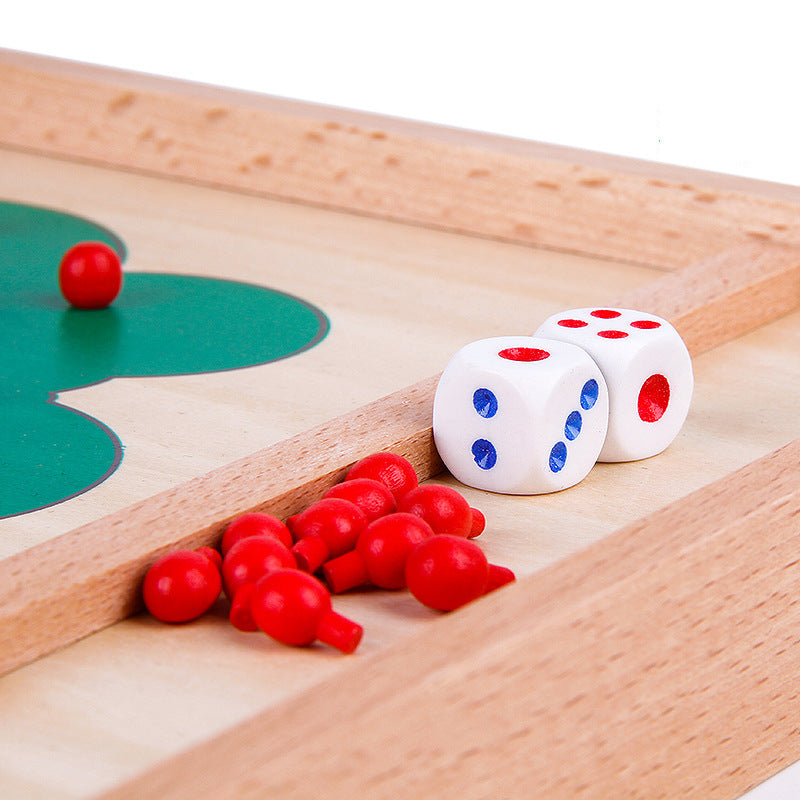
[0,375,440,675]
[1,237,796,676]
[96,438,800,800]
[0,241,800,671]
[2,48,800,800]
[620,243,800,355]
[1,50,799,270]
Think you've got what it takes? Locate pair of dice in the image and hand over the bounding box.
[433,307,694,495]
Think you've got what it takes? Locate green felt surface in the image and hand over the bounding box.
[1,202,329,518]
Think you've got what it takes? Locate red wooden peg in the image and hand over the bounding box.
[250,569,363,653]
[222,535,296,600]
[323,478,396,522]
[345,451,419,501]
[220,512,293,556]
[469,507,486,538]
[142,548,222,623]
[323,512,435,593]
[485,563,516,592]
[229,582,258,632]
[397,484,483,538]
[194,545,223,571]
[290,498,367,573]
[224,534,297,633]
[405,535,515,611]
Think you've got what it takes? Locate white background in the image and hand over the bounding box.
[3,0,800,186]
[3,2,800,797]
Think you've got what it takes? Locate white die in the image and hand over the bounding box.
[535,308,693,462]
[432,336,609,494]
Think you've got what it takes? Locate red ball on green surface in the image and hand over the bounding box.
[58,241,123,309]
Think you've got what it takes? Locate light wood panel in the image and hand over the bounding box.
[0,147,653,554]
[620,242,800,354]
[1,234,797,677]
[1,50,799,270]
[1,48,800,800]
[94,438,800,800]
[0,304,797,799]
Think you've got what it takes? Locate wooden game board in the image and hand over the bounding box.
[1,49,799,799]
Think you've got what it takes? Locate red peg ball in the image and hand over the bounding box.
[143,548,222,623]
[58,241,123,309]
[323,478,396,522]
[290,498,367,573]
[397,484,474,538]
[222,535,296,599]
[469,507,486,538]
[405,535,514,611]
[345,452,419,501]
[285,513,300,538]
[221,512,293,556]
[250,569,363,653]
[486,563,516,593]
[194,545,223,571]
[324,512,435,593]
[229,583,258,632]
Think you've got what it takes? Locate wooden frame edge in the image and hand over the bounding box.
[1,49,799,270]
[2,49,800,799]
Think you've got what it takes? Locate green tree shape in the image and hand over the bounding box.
[1,202,328,518]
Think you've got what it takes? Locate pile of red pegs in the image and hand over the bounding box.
[141,452,516,654]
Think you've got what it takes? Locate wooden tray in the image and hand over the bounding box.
[1,49,799,799]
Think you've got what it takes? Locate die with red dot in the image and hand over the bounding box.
[535,308,693,461]
[433,336,609,494]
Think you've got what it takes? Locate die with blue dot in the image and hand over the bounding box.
[535,308,693,462]
[432,336,609,494]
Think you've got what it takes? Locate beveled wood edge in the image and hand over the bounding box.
[1,49,799,271]
[2,49,797,201]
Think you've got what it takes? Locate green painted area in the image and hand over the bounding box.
[1,202,329,518]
